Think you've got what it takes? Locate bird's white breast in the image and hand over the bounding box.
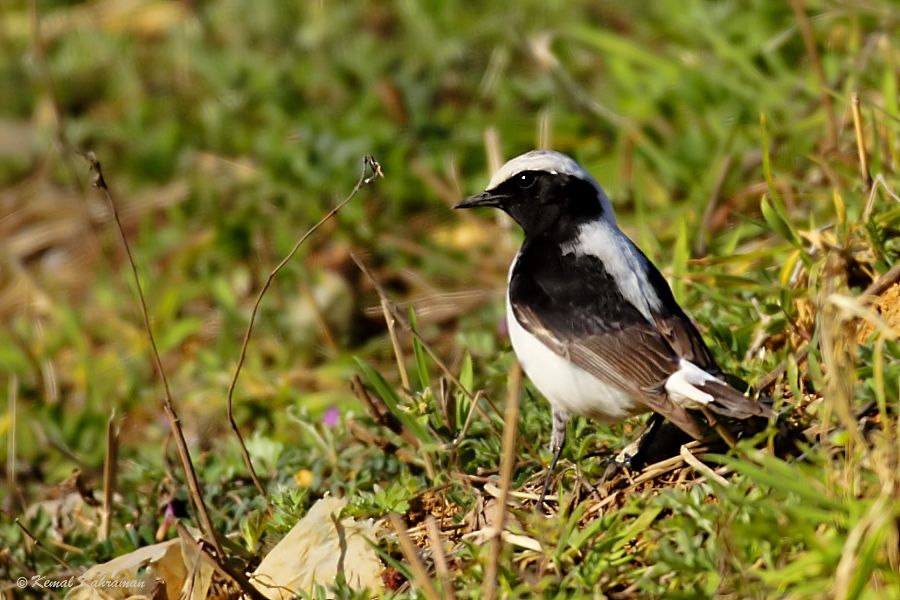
[506,258,645,422]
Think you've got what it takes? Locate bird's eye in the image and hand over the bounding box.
[518,172,537,189]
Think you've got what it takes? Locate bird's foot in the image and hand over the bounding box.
[614,437,642,466]
[596,446,639,489]
[537,470,555,511]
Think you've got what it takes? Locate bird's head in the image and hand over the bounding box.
[454,150,616,237]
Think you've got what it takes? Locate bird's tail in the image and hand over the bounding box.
[700,380,772,419]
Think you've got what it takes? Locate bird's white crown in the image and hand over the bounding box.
[487,150,616,222]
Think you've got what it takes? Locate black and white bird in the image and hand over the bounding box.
[455,150,770,503]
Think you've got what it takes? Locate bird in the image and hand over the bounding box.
[454,150,771,506]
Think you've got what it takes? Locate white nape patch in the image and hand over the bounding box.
[561,220,662,322]
[665,359,722,409]
[506,257,644,422]
[489,150,590,188]
[487,150,616,223]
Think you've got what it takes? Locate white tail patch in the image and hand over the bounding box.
[665,359,723,409]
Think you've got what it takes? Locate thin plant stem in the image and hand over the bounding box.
[79,150,223,557]
[225,156,382,497]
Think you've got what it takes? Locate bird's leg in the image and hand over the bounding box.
[538,408,568,510]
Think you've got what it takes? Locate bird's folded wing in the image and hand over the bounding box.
[653,314,718,372]
[512,304,705,439]
[653,315,771,419]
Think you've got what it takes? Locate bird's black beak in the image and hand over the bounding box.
[454,191,502,209]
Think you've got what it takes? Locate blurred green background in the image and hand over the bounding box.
[2,0,899,597]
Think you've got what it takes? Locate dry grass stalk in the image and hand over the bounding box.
[79,150,223,557]
[680,445,729,487]
[16,519,76,573]
[99,409,119,542]
[699,406,738,448]
[425,516,456,600]
[756,264,900,392]
[7,374,25,513]
[451,389,487,448]
[351,253,504,428]
[350,374,420,449]
[630,441,708,486]
[832,491,893,599]
[175,522,268,600]
[28,0,85,194]
[538,108,552,150]
[382,297,411,393]
[851,92,872,189]
[694,153,734,257]
[818,253,867,502]
[789,0,838,149]
[483,363,522,600]
[346,420,422,468]
[389,513,441,600]
[299,279,339,353]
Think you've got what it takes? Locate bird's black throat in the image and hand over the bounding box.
[488,171,606,239]
[509,237,652,338]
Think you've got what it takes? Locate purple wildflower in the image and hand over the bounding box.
[322,406,340,427]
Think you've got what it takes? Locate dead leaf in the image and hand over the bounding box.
[251,496,383,599]
[65,535,211,600]
[857,283,900,342]
[178,535,214,600]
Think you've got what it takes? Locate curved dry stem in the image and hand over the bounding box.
[225,156,383,497]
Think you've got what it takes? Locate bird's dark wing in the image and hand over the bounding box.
[640,253,771,419]
[510,240,769,437]
[640,256,719,372]
[511,301,705,439]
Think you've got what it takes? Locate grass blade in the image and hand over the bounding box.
[355,357,432,445]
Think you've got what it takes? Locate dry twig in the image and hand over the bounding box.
[16,519,76,573]
[225,155,382,496]
[79,150,223,556]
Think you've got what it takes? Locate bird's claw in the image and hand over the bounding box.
[597,450,635,486]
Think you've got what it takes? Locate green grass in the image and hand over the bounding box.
[1,0,899,598]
